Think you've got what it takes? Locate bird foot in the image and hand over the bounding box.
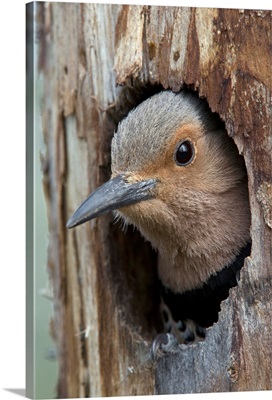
[152,333,179,359]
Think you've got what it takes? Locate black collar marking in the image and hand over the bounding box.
[159,242,251,328]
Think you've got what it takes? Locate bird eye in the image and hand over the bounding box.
[175,140,195,166]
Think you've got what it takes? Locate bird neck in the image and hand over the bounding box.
[155,185,251,293]
[118,183,251,294]
[159,241,251,328]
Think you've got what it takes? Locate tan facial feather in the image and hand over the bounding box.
[116,122,250,293]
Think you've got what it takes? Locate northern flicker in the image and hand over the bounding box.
[67,91,251,352]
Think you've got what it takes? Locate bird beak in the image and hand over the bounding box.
[66,174,157,229]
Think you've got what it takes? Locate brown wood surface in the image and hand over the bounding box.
[38,3,272,397]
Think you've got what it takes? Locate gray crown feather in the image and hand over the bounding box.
[111,91,219,174]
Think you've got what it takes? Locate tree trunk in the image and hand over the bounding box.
[37,2,272,397]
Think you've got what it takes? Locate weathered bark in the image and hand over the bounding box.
[38,2,272,397]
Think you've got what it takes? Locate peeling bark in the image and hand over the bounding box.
[38,2,272,397]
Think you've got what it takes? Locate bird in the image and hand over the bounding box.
[66,90,251,353]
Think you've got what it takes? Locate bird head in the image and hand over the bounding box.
[67,91,250,290]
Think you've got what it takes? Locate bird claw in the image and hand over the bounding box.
[152,333,179,360]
